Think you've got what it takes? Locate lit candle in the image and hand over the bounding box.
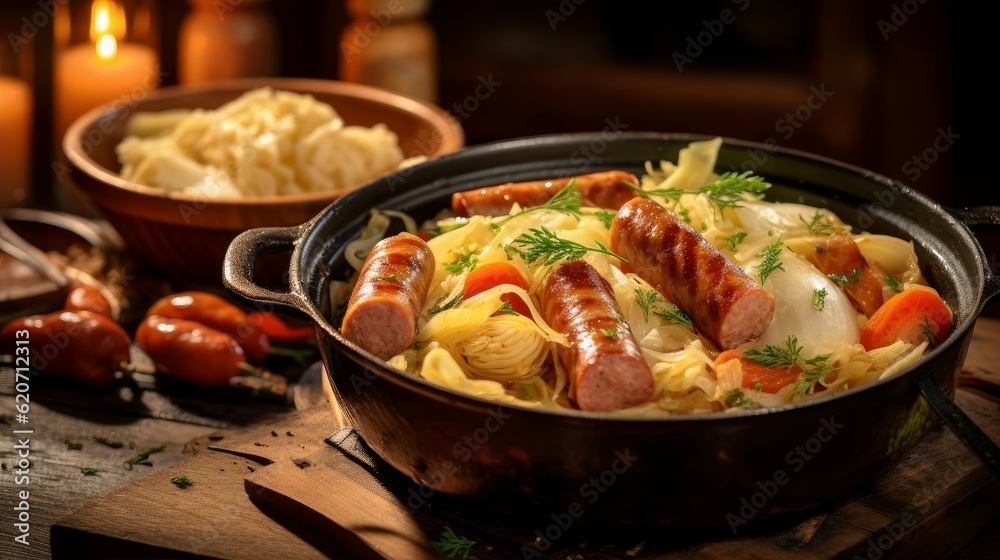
[0,75,33,207]
[54,0,158,141]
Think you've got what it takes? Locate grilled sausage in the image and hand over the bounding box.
[541,260,655,412]
[610,198,775,350]
[451,170,639,217]
[341,233,435,360]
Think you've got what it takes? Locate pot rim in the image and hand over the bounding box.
[291,131,990,422]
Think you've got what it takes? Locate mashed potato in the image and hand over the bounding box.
[116,87,404,197]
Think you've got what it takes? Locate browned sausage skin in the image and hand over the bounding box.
[541,260,655,412]
[451,170,639,217]
[610,198,775,350]
[341,233,435,360]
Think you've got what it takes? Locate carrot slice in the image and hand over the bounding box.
[463,261,532,317]
[860,288,952,351]
[715,350,802,394]
[808,233,884,316]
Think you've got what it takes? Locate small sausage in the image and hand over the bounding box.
[451,170,639,217]
[147,291,270,363]
[610,198,775,350]
[341,232,436,360]
[64,283,113,318]
[136,315,246,387]
[1,311,130,386]
[541,260,654,412]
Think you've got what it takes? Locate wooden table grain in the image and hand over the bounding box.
[2,319,999,559]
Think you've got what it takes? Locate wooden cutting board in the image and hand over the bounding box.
[51,388,1000,559]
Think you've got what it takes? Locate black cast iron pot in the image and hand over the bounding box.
[224,133,1000,528]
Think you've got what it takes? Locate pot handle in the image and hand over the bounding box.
[222,225,311,321]
[946,205,1000,303]
[917,376,1000,477]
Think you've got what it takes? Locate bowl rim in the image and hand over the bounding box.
[305,131,987,423]
[62,77,465,208]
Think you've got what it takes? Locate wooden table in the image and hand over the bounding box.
[2,319,999,559]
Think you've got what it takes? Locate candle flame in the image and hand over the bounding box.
[96,34,117,60]
[90,0,126,42]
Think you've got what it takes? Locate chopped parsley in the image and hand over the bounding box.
[886,274,904,293]
[726,231,748,252]
[591,210,615,228]
[725,389,763,409]
[80,468,99,476]
[443,252,478,275]
[428,292,463,315]
[496,301,516,315]
[600,328,618,338]
[755,239,785,285]
[812,288,827,311]
[828,268,863,287]
[63,438,83,450]
[170,475,193,489]
[677,207,691,223]
[752,382,766,392]
[93,435,125,449]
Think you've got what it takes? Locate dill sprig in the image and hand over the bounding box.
[886,274,904,293]
[655,305,692,327]
[504,227,628,265]
[431,526,478,559]
[795,356,835,397]
[699,171,772,208]
[634,288,661,320]
[755,239,785,285]
[726,231,748,252]
[496,181,583,225]
[920,317,939,348]
[496,301,516,315]
[124,444,167,470]
[444,252,478,275]
[801,211,839,236]
[631,171,770,210]
[812,288,827,311]
[745,335,803,368]
[744,336,834,397]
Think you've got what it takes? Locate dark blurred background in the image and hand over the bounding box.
[2,0,996,312]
